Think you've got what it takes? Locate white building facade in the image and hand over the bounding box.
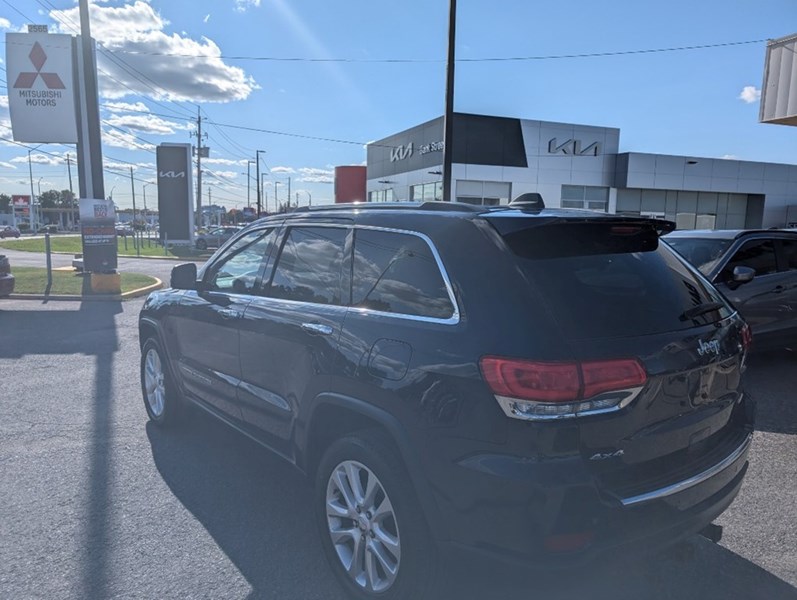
[366,113,797,228]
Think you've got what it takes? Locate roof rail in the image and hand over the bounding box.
[292,201,484,213]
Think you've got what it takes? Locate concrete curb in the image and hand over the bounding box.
[7,277,163,302]
[0,247,208,262]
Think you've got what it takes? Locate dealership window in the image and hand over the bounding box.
[456,180,511,206]
[369,189,394,202]
[410,182,443,202]
[561,185,609,211]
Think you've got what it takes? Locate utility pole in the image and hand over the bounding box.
[261,173,267,212]
[129,167,137,229]
[442,0,457,202]
[192,106,206,228]
[255,150,265,216]
[274,181,280,213]
[287,176,291,208]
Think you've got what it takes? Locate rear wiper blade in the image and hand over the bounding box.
[680,302,725,321]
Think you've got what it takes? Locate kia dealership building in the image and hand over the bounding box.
[366,113,797,228]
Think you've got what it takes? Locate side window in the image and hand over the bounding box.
[266,226,347,305]
[780,239,797,270]
[205,228,277,293]
[721,239,778,281]
[352,229,455,320]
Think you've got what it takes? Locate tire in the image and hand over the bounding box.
[140,337,181,426]
[315,431,442,600]
[195,239,207,250]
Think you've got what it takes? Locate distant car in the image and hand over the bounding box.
[666,229,797,350]
[0,254,14,297]
[115,223,134,237]
[40,224,59,234]
[194,226,243,250]
[0,226,21,239]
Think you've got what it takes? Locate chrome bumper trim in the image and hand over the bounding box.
[620,432,753,507]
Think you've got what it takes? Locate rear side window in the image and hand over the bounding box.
[266,226,347,305]
[720,239,778,281]
[500,222,732,339]
[352,229,455,320]
[780,239,797,270]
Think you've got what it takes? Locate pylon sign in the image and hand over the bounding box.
[5,32,78,143]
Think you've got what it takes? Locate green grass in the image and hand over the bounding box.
[10,267,158,296]
[0,235,208,259]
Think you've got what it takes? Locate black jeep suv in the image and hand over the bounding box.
[139,201,754,599]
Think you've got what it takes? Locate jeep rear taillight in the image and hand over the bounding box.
[480,356,647,420]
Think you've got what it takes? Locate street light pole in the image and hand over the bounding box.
[246,160,254,208]
[142,183,150,227]
[255,150,265,216]
[274,181,280,212]
[442,0,457,202]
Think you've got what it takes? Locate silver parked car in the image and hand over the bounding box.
[666,229,797,350]
[194,226,243,250]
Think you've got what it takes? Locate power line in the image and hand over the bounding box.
[106,38,767,63]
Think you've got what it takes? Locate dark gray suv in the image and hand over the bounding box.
[666,229,797,350]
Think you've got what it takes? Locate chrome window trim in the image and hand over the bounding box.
[254,222,461,326]
[351,225,460,325]
[619,431,753,507]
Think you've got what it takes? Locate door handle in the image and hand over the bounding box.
[772,285,785,294]
[301,323,333,336]
[218,308,241,319]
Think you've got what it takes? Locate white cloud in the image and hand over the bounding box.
[0,161,17,169]
[234,0,261,12]
[720,154,740,160]
[102,128,155,151]
[0,18,11,29]
[297,167,334,183]
[206,170,240,180]
[738,86,761,104]
[204,157,247,166]
[105,113,190,135]
[271,166,296,174]
[10,152,69,166]
[203,14,211,23]
[103,101,150,114]
[0,96,8,109]
[50,1,258,103]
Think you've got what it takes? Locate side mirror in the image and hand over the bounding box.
[170,262,198,290]
[732,265,755,285]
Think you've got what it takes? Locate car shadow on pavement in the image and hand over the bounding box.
[147,409,797,600]
[0,300,122,599]
[746,349,797,435]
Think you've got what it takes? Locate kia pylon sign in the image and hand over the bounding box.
[157,143,194,244]
[5,32,78,143]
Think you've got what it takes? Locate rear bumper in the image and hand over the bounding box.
[424,413,753,566]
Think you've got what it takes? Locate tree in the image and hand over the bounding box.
[38,189,62,209]
[0,194,10,213]
[57,190,76,209]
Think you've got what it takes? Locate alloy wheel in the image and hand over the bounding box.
[325,460,401,593]
[143,348,166,417]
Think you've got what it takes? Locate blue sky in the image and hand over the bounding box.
[0,0,795,210]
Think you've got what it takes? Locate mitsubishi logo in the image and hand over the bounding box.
[13,42,65,90]
[159,171,186,178]
[390,143,413,162]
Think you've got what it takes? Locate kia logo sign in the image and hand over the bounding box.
[548,138,602,156]
[159,171,186,178]
[390,143,413,162]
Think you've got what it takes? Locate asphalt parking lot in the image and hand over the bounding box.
[0,297,795,599]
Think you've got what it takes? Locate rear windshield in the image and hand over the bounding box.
[501,223,733,340]
[665,237,732,275]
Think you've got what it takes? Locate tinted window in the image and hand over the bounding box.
[502,223,732,339]
[720,239,778,281]
[665,237,732,275]
[780,239,797,270]
[267,226,347,305]
[206,228,277,293]
[352,229,454,319]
